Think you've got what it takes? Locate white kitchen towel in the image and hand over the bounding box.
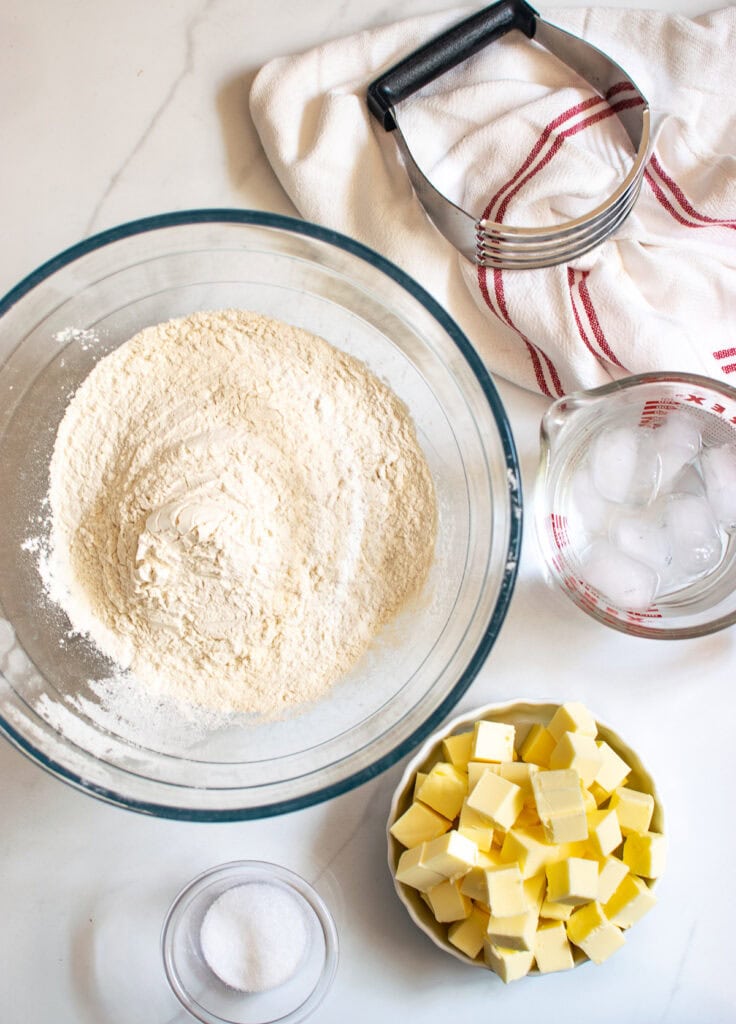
[250,6,736,397]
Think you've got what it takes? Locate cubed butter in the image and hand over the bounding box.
[499,761,539,800]
[467,761,496,790]
[486,864,528,917]
[532,769,589,844]
[442,730,474,769]
[597,856,630,904]
[594,740,630,794]
[534,920,575,973]
[459,851,502,903]
[540,897,574,921]
[589,782,610,807]
[426,878,472,923]
[524,872,547,912]
[395,843,446,892]
[458,799,495,852]
[566,901,625,964]
[520,723,556,767]
[390,801,451,848]
[516,804,542,828]
[483,941,534,983]
[501,826,554,879]
[622,831,666,879]
[467,771,524,831]
[546,857,599,906]
[610,786,655,835]
[416,762,468,820]
[586,808,623,858]
[581,783,597,814]
[448,905,490,958]
[421,829,478,878]
[472,720,516,763]
[549,731,603,787]
[604,874,657,929]
[547,702,598,742]
[413,771,427,799]
[487,908,538,952]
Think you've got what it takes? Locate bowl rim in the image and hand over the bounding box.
[0,208,523,820]
[160,859,339,1024]
[386,697,665,975]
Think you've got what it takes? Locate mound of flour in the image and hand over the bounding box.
[46,309,436,717]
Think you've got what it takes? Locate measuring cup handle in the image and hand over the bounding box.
[367,0,538,131]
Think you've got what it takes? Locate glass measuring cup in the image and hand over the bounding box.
[535,372,736,638]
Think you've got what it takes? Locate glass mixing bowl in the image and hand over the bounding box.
[0,210,521,819]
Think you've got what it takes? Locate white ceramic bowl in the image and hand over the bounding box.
[386,699,665,974]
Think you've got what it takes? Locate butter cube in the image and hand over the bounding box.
[467,772,524,831]
[597,856,630,904]
[467,760,493,790]
[604,874,657,929]
[501,826,554,879]
[594,741,630,794]
[589,781,610,806]
[421,830,478,878]
[426,878,472,923]
[566,902,625,964]
[534,920,575,973]
[471,720,515,763]
[549,732,603,787]
[458,799,495,852]
[416,763,468,820]
[448,905,490,959]
[516,804,542,828]
[499,761,539,800]
[442,730,474,769]
[413,771,427,799]
[483,941,534,983]
[586,808,623,858]
[532,769,588,844]
[610,786,655,835]
[622,831,666,879]
[540,898,574,921]
[395,843,446,892]
[580,783,597,814]
[487,908,538,952]
[486,864,528,917]
[520,723,556,767]
[390,801,451,848]
[459,850,502,903]
[546,857,599,906]
[524,872,547,912]
[547,702,598,742]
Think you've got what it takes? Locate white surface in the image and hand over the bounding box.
[0,2,732,1022]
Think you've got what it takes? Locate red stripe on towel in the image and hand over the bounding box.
[649,154,736,229]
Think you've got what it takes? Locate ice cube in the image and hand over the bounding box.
[663,493,724,578]
[670,463,705,498]
[590,426,660,505]
[610,507,673,575]
[580,539,659,611]
[653,413,701,492]
[700,444,736,530]
[567,463,615,539]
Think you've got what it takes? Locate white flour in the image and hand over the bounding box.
[46,309,436,717]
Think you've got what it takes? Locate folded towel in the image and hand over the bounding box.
[250,6,736,397]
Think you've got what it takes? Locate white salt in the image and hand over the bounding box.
[591,426,660,505]
[580,540,659,611]
[200,882,308,993]
[701,444,736,530]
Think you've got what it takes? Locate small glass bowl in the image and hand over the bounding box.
[161,861,338,1024]
[536,371,736,638]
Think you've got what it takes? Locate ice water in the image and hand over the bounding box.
[562,410,736,611]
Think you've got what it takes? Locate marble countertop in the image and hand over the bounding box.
[1,2,732,1022]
